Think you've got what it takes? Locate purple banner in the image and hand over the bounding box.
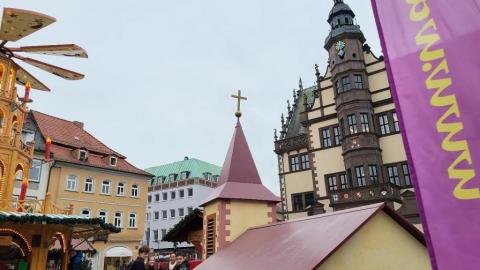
[371,0,480,269]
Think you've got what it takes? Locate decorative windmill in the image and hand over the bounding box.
[0,7,87,92]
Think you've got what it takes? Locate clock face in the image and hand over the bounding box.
[335,40,346,51]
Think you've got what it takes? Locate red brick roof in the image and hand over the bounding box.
[31,111,152,177]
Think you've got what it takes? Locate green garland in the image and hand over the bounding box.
[0,214,121,233]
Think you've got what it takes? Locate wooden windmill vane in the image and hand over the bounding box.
[0,7,87,92]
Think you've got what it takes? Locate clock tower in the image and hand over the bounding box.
[324,0,393,209]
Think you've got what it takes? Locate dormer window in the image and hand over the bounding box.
[79,150,88,161]
[168,174,177,182]
[110,156,117,166]
[180,171,189,179]
[204,173,212,181]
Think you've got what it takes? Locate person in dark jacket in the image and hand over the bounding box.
[174,254,190,270]
[129,246,150,270]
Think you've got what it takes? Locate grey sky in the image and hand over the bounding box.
[1,0,381,194]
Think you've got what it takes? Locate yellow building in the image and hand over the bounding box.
[25,111,152,270]
[274,0,419,225]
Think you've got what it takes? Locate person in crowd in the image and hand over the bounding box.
[68,250,82,270]
[174,254,190,270]
[128,245,150,270]
[167,253,177,270]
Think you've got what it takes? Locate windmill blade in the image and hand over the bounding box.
[15,63,50,91]
[14,54,84,80]
[0,8,56,42]
[8,44,88,58]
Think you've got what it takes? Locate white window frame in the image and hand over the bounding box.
[154,211,159,221]
[98,210,108,223]
[170,209,176,219]
[179,189,185,199]
[170,190,176,200]
[116,182,125,196]
[162,192,168,201]
[84,177,95,193]
[162,210,167,220]
[81,208,91,218]
[110,156,117,166]
[114,212,123,228]
[131,184,139,197]
[79,150,88,161]
[187,207,193,215]
[178,208,184,217]
[187,188,193,198]
[66,175,78,191]
[28,159,42,183]
[101,180,111,195]
[128,213,137,228]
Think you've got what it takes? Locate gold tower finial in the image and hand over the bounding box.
[231,90,247,118]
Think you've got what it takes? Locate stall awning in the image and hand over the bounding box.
[105,247,132,257]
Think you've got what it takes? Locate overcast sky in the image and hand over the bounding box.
[1,0,382,194]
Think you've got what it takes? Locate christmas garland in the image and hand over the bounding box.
[0,214,121,233]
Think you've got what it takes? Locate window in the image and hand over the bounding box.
[84,177,94,193]
[178,208,185,217]
[131,184,139,197]
[168,174,176,182]
[114,212,123,228]
[128,213,137,228]
[342,76,351,91]
[161,210,167,220]
[289,156,300,172]
[98,210,107,222]
[81,209,91,218]
[335,80,341,94]
[29,159,42,182]
[204,173,213,180]
[354,74,364,89]
[157,176,165,184]
[369,165,379,183]
[116,182,125,196]
[300,154,310,170]
[170,191,176,200]
[154,211,159,220]
[393,112,400,132]
[79,150,87,161]
[148,195,152,203]
[170,209,176,219]
[322,128,332,148]
[187,188,193,197]
[21,130,35,144]
[179,189,185,198]
[403,164,412,186]
[292,192,314,212]
[162,192,168,201]
[161,229,167,239]
[153,230,159,242]
[347,114,358,134]
[333,126,342,146]
[355,166,366,187]
[110,156,117,166]
[66,175,78,191]
[379,114,391,135]
[360,113,370,133]
[327,176,338,191]
[180,171,189,179]
[187,207,193,214]
[155,194,160,202]
[340,174,349,189]
[388,166,401,186]
[101,180,111,194]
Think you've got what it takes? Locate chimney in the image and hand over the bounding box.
[73,121,84,129]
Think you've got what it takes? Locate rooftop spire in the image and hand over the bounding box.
[299,77,303,90]
[334,0,344,3]
[231,90,247,118]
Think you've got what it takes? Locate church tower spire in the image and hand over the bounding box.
[201,93,280,259]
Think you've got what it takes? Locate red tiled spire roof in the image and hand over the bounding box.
[202,120,279,205]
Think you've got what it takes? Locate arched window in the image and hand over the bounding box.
[66,175,78,191]
[101,180,111,194]
[116,182,125,196]
[84,177,94,193]
[131,184,139,197]
[11,116,18,139]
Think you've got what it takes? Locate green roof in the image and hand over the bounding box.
[145,158,221,186]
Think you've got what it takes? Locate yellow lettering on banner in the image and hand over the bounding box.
[406,0,430,21]
[407,0,479,200]
[416,19,445,62]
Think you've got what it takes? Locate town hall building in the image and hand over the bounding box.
[274,0,419,225]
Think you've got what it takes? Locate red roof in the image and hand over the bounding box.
[202,120,279,205]
[195,203,424,270]
[31,111,151,177]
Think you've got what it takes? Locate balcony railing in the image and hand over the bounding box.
[6,194,74,215]
[274,134,308,154]
[328,182,401,207]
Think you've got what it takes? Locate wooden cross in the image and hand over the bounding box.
[231,90,247,118]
